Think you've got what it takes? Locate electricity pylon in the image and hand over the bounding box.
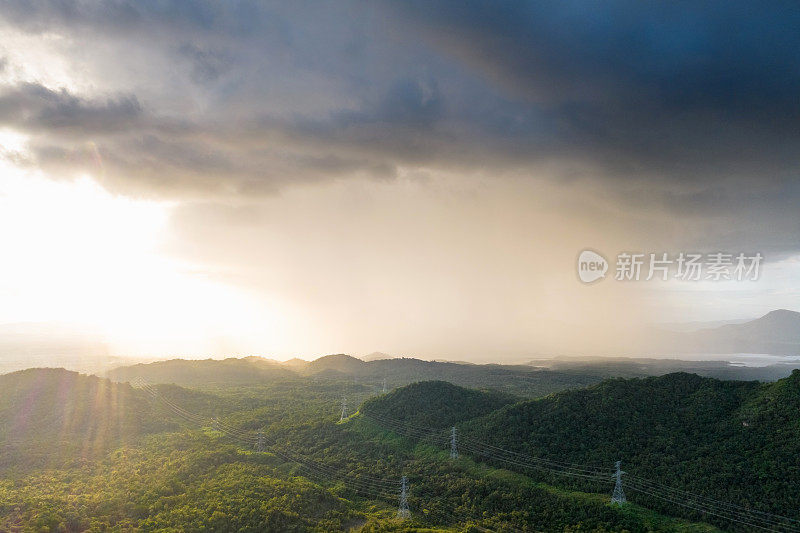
[450,426,458,459]
[340,397,348,421]
[611,460,626,505]
[212,417,219,431]
[382,377,387,394]
[397,476,410,519]
[256,430,265,452]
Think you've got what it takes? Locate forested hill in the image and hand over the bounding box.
[0,368,223,473]
[461,371,800,521]
[361,372,800,527]
[1,368,727,531]
[0,369,152,471]
[360,380,515,428]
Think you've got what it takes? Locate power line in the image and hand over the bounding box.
[133,378,798,533]
[363,411,609,480]
[611,461,625,505]
[626,473,800,527]
[133,378,506,530]
[361,409,800,533]
[136,380,400,495]
[624,480,789,533]
[397,476,410,519]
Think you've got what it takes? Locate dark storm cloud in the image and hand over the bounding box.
[0,82,142,134]
[388,1,800,175]
[0,0,798,248]
[392,2,800,107]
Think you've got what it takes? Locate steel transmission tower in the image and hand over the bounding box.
[340,397,348,421]
[256,430,265,452]
[397,476,410,518]
[382,377,387,394]
[611,460,626,505]
[212,417,219,431]
[450,426,458,459]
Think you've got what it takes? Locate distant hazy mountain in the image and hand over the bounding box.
[107,356,297,386]
[668,309,800,355]
[709,309,800,342]
[360,351,396,361]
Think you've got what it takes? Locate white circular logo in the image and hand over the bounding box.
[577,250,608,283]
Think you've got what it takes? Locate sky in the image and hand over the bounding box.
[0,1,799,362]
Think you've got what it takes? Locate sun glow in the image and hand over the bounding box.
[0,142,281,357]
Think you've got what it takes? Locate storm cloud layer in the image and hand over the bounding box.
[1,1,799,357]
[2,2,798,191]
[2,3,799,188]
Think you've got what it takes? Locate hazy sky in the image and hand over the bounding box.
[0,1,798,361]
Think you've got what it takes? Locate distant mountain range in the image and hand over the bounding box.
[5,309,800,387]
[106,350,800,400]
[107,353,606,397]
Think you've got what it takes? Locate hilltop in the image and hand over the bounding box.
[360,380,515,428]
[305,353,366,375]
